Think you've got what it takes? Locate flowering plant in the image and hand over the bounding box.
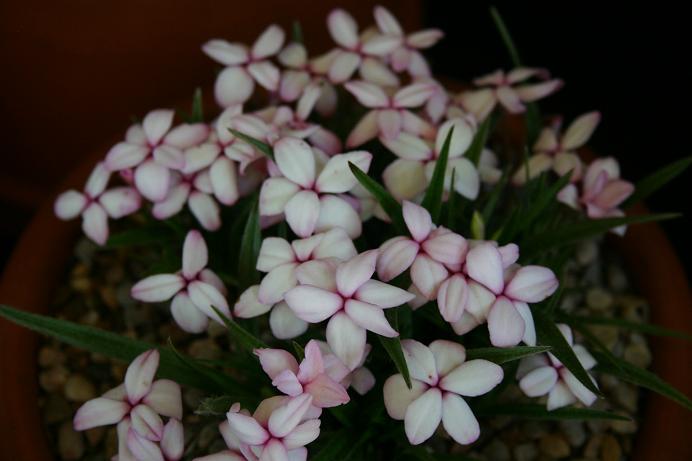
[1,6,691,461]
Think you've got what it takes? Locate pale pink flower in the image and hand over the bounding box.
[313,340,376,395]
[255,340,350,408]
[381,117,480,201]
[254,105,342,155]
[344,80,436,147]
[258,136,372,238]
[458,68,563,121]
[130,230,229,333]
[558,157,634,235]
[285,250,414,370]
[151,170,222,231]
[373,6,444,78]
[326,8,401,85]
[377,201,468,303]
[383,340,503,445]
[126,418,184,461]
[514,111,601,184]
[73,350,183,460]
[104,109,209,202]
[203,25,286,106]
[224,394,320,461]
[517,324,598,410]
[55,162,141,245]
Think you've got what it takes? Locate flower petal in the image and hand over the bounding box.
[547,380,578,410]
[465,242,504,294]
[401,339,438,385]
[326,312,366,370]
[143,109,174,145]
[259,262,298,305]
[382,158,427,201]
[99,187,141,219]
[355,280,414,308]
[328,51,361,84]
[270,302,309,339]
[215,66,255,107]
[248,61,281,92]
[54,190,86,220]
[441,393,479,445]
[259,177,301,216]
[131,403,164,441]
[410,254,448,300]
[135,160,170,202]
[344,81,388,108]
[127,428,164,461]
[345,299,398,337]
[382,374,427,420]
[393,83,437,108]
[105,142,149,171]
[284,190,320,238]
[202,39,249,65]
[283,419,321,450]
[125,349,160,404]
[182,230,208,279]
[562,111,601,150]
[189,191,222,231]
[251,24,285,59]
[316,151,372,194]
[346,110,379,147]
[227,412,270,445]
[505,265,559,303]
[284,285,343,323]
[268,394,313,438]
[131,274,185,302]
[255,348,300,380]
[73,397,130,431]
[336,250,378,297]
[514,301,537,346]
[377,237,419,281]
[82,203,109,245]
[429,340,466,377]
[171,292,209,333]
[188,281,231,323]
[143,379,183,419]
[421,229,468,270]
[439,359,503,396]
[404,388,442,445]
[519,366,558,397]
[327,9,359,48]
[377,109,402,140]
[437,274,469,323]
[161,419,184,461]
[487,297,525,347]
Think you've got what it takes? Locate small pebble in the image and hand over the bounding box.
[42,394,72,424]
[58,421,85,460]
[64,374,96,402]
[613,384,638,412]
[40,366,70,392]
[559,420,586,447]
[607,265,628,291]
[482,439,510,461]
[514,442,538,461]
[188,338,221,360]
[523,421,549,439]
[623,342,651,368]
[577,241,599,265]
[38,347,66,368]
[600,434,622,461]
[539,433,570,458]
[104,427,118,459]
[610,416,638,435]
[584,434,603,458]
[586,288,613,311]
[85,426,106,446]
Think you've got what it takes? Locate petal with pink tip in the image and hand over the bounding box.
[294,260,337,291]
[188,280,230,322]
[125,349,160,404]
[361,34,401,56]
[258,262,298,305]
[561,368,598,407]
[345,299,398,337]
[429,340,466,376]
[234,285,273,319]
[270,302,309,340]
[143,379,183,419]
[377,109,402,140]
[515,79,563,102]
[84,162,111,197]
[328,51,361,84]
[327,9,359,48]
[373,5,403,35]
[105,142,149,171]
[314,195,362,239]
[215,66,255,107]
[465,242,504,294]
[143,109,174,145]
[248,61,281,92]
[377,236,419,282]
[304,373,350,408]
[514,301,537,346]
[381,132,432,161]
[134,160,170,202]
[202,40,249,65]
[189,191,222,231]
[401,339,438,385]
[131,403,164,441]
[402,200,432,242]
[131,274,184,302]
[171,292,208,333]
[127,429,164,461]
[284,190,320,238]
[182,230,208,279]
[315,151,372,194]
[407,29,444,48]
[313,228,357,261]
[435,118,474,158]
[165,123,209,149]
[382,158,428,201]
[268,394,313,438]
[274,137,316,188]
[272,369,303,396]
[344,81,388,108]
[283,419,321,449]
[252,24,285,59]
[593,180,634,210]
[487,297,525,347]
[350,367,376,395]
[519,365,558,397]
[439,359,503,396]
[346,110,378,147]
[404,388,442,445]
[99,187,141,219]
[161,419,184,461]
[255,348,299,380]
[54,190,86,220]
[284,285,343,323]
[441,393,479,445]
[297,340,325,382]
[422,229,468,270]
[82,203,109,245]
[393,83,437,108]
[410,254,448,300]
[496,86,525,113]
[562,111,601,150]
[152,183,190,220]
[326,312,366,371]
[359,56,400,87]
[382,374,427,420]
[355,280,414,308]
[227,412,270,445]
[336,250,378,297]
[437,274,469,323]
[505,265,558,303]
[210,156,239,206]
[73,397,130,430]
[259,177,301,216]
[262,438,289,461]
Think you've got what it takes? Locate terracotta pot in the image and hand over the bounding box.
[1,153,691,461]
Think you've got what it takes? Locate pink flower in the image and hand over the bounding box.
[517,324,598,410]
[514,111,601,184]
[458,68,563,121]
[73,350,183,460]
[381,117,480,201]
[224,395,321,461]
[373,6,444,78]
[130,230,229,333]
[326,8,401,85]
[104,109,209,202]
[126,418,184,461]
[203,25,285,106]
[285,250,414,370]
[255,340,350,408]
[383,340,503,445]
[152,170,223,231]
[55,162,140,245]
[313,340,376,396]
[258,136,372,238]
[344,80,436,147]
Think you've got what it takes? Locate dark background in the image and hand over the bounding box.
[1,1,689,273]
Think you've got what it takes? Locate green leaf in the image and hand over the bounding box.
[211,306,267,352]
[421,126,454,221]
[466,346,551,364]
[311,430,354,461]
[292,341,305,360]
[474,403,630,421]
[489,7,522,66]
[238,195,262,288]
[190,87,204,123]
[593,352,692,411]
[0,304,234,394]
[378,309,412,388]
[105,226,176,248]
[623,156,692,208]
[228,128,274,160]
[292,21,304,43]
[470,210,485,239]
[521,213,680,256]
[445,168,459,228]
[348,161,406,233]
[561,314,692,341]
[534,313,602,396]
[195,395,235,416]
[465,116,492,166]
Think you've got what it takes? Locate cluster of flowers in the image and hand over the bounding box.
[56,5,629,460]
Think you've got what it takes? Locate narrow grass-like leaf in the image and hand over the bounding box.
[470,210,485,239]
[474,403,630,421]
[311,430,354,461]
[195,395,235,416]
[292,20,304,43]
[378,309,412,388]
[481,167,510,224]
[593,351,692,411]
[465,116,492,166]
[211,306,267,351]
[292,340,305,360]
[561,314,692,341]
[238,195,261,288]
[106,226,176,248]
[534,313,602,396]
[489,6,522,66]
[623,155,692,208]
[348,161,406,233]
[421,126,454,221]
[190,87,204,123]
[445,168,460,230]
[466,346,551,364]
[228,128,274,160]
[0,304,233,394]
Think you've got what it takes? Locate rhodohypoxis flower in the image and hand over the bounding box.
[383,340,503,445]
[558,157,634,235]
[73,350,183,460]
[514,111,601,184]
[203,25,285,106]
[381,117,480,201]
[458,68,563,121]
[54,162,141,245]
[255,340,350,408]
[314,340,376,395]
[258,136,372,238]
[517,324,598,410]
[378,201,468,301]
[344,80,436,147]
[152,170,224,231]
[225,394,321,461]
[126,419,184,461]
[105,109,209,202]
[130,230,229,333]
[326,8,401,85]
[373,5,444,77]
[285,250,414,370]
